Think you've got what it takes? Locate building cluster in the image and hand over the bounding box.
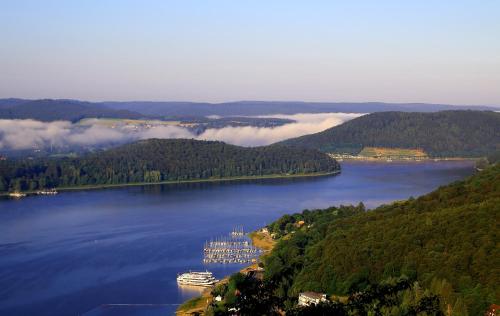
[298,292,328,307]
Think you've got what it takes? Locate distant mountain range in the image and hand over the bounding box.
[280,110,500,157]
[0,98,498,121]
[99,100,500,116]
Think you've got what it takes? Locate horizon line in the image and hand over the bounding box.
[1,97,499,108]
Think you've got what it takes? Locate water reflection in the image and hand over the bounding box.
[177,284,206,296]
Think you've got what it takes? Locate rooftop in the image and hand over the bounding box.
[300,291,326,300]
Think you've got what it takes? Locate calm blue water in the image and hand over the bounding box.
[0,161,474,315]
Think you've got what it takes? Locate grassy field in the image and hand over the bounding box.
[248,231,275,251]
[359,146,428,158]
[176,296,210,316]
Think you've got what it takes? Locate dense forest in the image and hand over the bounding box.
[210,164,499,315]
[0,139,339,193]
[280,111,500,157]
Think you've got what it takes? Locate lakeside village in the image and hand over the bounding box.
[176,226,331,312]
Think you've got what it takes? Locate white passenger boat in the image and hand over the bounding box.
[176,271,218,287]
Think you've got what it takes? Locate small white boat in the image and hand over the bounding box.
[8,192,26,198]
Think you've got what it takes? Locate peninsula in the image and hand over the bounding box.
[0,139,340,195]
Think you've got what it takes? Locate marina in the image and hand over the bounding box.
[203,227,262,264]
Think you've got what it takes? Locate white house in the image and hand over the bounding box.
[298,291,328,307]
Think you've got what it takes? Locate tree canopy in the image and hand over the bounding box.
[0,139,339,193]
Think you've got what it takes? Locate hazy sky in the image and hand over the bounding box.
[1,1,499,105]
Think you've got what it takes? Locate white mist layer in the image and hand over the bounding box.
[198,113,363,146]
[0,113,364,150]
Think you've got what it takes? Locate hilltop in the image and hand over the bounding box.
[280,110,500,157]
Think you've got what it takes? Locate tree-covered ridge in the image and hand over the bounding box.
[260,164,499,315]
[280,110,500,157]
[0,99,145,122]
[0,139,339,193]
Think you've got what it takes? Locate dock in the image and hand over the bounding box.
[203,227,262,264]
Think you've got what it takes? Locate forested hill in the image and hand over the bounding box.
[0,139,339,193]
[240,164,498,315]
[0,99,145,122]
[280,110,500,157]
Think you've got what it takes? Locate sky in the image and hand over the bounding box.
[1,0,499,105]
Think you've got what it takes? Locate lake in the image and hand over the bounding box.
[0,161,474,315]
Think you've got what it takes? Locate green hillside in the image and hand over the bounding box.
[280,111,500,157]
[212,164,499,315]
[0,139,339,193]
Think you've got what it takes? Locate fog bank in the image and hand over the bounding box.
[0,113,363,150]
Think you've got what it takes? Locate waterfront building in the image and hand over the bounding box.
[298,292,328,307]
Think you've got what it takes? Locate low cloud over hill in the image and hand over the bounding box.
[0,113,362,150]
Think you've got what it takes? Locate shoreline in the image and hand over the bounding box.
[329,156,479,163]
[1,158,479,198]
[0,170,340,197]
[176,230,276,315]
